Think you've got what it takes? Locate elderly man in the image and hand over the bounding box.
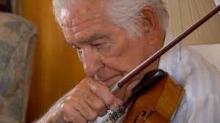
[37,0,220,123]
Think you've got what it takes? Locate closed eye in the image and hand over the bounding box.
[91,42,105,48]
[92,41,111,52]
[90,36,111,50]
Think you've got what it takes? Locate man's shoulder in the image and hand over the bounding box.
[160,44,220,97]
[179,45,220,99]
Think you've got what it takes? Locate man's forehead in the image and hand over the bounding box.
[59,0,105,27]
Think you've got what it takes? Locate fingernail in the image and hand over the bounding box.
[110,103,118,110]
[116,98,123,106]
[109,99,122,110]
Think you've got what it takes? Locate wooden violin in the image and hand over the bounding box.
[102,5,220,123]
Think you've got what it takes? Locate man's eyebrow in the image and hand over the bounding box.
[89,33,109,43]
[70,33,108,49]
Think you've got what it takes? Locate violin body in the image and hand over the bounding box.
[124,70,184,123]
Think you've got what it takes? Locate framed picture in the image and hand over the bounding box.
[0,0,12,12]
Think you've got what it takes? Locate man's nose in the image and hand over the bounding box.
[81,48,103,77]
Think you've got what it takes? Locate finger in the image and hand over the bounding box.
[71,97,98,122]
[61,102,87,123]
[87,79,122,108]
[83,90,107,116]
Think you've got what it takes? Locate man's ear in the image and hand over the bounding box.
[140,6,161,35]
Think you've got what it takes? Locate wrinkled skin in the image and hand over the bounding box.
[38,0,164,123]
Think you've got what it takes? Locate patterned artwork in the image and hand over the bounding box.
[0,12,36,123]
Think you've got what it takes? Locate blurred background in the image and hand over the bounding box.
[0,0,219,122]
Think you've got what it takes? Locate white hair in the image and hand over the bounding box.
[53,0,168,37]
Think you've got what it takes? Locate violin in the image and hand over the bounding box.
[102,5,220,123]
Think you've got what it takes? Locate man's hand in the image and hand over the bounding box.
[37,78,122,123]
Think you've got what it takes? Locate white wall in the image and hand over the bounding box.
[214,0,220,5]
[163,0,220,44]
